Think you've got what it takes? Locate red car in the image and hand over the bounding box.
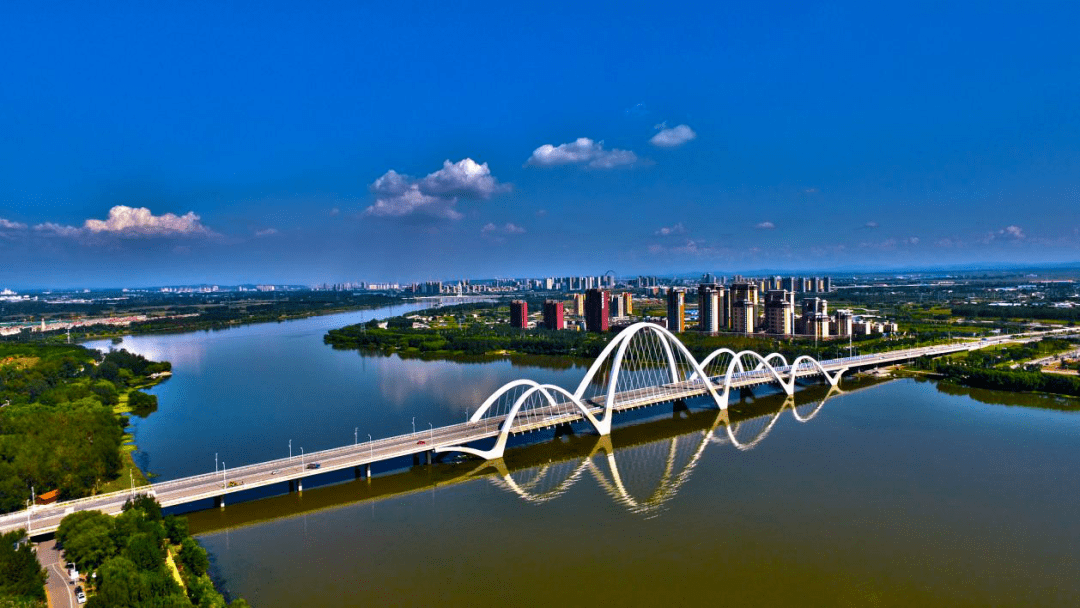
[416,440,426,445]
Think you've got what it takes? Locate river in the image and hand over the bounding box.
[87,304,1080,606]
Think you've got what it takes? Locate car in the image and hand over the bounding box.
[416,440,426,445]
[76,591,86,604]
[306,462,320,469]
[271,469,278,474]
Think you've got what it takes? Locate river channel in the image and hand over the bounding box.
[88,304,1080,606]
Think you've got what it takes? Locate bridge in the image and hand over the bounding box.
[0,324,1063,536]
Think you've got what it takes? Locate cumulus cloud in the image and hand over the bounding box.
[0,218,27,230]
[35,205,217,239]
[865,221,879,229]
[649,124,697,148]
[365,158,508,220]
[481,222,526,235]
[655,223,687,236]
[755,221,776,230]
[1001,225,1025,239]
[254,228,279,237]
[526,138,638,169]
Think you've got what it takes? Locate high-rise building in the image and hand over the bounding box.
[732,299,755,334]
[698,284,720,333]
[782,277,795,292]
[542,300,564,330]
[726,281,758,329]
[510,300,528,329]
[585,289,609,333]
[823,277,832,293]
[571,293,585,316]
[834,309,853,337]
[764,290,794,335]
[622,292,633,316]
[667,288,686,332]
[610,293,626,318]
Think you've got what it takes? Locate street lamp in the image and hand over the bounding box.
[412,417,416,435]
[300,447,305,469]
[215,452,218,473]
[222,463,226,489]
[26,500,31,534]
[368,434,373,458]
[129,470,134,498]
[354,427,358,445]
[289,440,292,460]
[429,422,433,443]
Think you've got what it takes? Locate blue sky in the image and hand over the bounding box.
[1,1,1079,287]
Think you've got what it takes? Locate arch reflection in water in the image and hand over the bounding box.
[479,386,841,517]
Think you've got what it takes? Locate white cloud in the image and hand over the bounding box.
[0,218,27,230]
[904,236,920,245]
[526,138,638,169]
[755,221,776,230]
[1002,225,1025,239]
[366,158,508,220]
[649,124,697,148]
[255,228,279,237]
[865,221,879,229]
[34,222,84,237]
[365,185,464,220]
[48,208,218,238]
[655,223,687,236]
[481,222,526,235]
[329,207,340,216]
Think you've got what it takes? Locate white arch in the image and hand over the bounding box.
[437,323,845,460]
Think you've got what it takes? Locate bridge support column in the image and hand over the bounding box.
[365,463,372,480]
[297,479,303,493]
[554,422,575,437]
[354,466,362,479]
[412,454,420,466]
[425,451,432,465]
[673,399,688,412]
[215,496,224,509]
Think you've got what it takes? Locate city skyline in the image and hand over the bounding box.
[2,2,1079,288]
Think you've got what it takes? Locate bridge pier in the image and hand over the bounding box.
[412,454,420,466]
[215,496,224,509]
[553,422,575,437]
[673,399,688,412]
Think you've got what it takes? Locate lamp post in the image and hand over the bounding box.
[368,434,373,458]
[429,422,433,443]
[300,447,304,469]
[26,500,31,534]
[354,427,358,445]
[129,470,134,499]
[411,417,416,435]
[215,452,218,473]
[222,463,226,489]
[289,440,292,460]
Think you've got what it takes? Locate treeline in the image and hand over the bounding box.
[326,311,955,364]
[933,364,1080,399]
[0,530,45,607]
[0,344,170,513]
[952,304,1080,323]
[56,495,247,607]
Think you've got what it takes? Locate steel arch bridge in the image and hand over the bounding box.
[478,388,841,516]
[436,322,848,460]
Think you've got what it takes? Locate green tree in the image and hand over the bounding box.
[56,511,116,571]
[0,530,46,601]
[178,537,209,578]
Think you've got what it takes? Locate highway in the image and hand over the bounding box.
[1,328,1070,537]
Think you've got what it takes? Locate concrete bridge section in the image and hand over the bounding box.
[1,326,1068,537]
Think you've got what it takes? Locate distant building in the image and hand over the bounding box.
[610,293,626,318]
[585,289,609,332]
[667,288,686,332]
[698,284,720,333]
[622,292,633,316]
[764,290,794,335]
[732,299,755,334]
[727,282,757,330]
[571,293,585,316]
[543,300,564,330]
[823,277,832,293]
[834,309,853,337]
[510,300,528,329]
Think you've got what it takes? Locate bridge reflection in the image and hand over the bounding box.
[186,382,866,535]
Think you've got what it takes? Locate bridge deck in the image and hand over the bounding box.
[0,333,1056,536]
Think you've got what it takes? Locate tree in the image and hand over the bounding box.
[178,537,209,578]
[0,530,46,601]
[56,510,116,571]
[163,515,189,543]
[127,390,158,417]
[123,494,162,522]
[123,532,165,572]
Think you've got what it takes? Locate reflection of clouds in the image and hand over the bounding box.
[370,355,578,412]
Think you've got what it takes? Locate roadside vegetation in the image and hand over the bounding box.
[0,344,169,514]
[55,495,247,608]
[0,530,46,608]
[911,338,1080,403]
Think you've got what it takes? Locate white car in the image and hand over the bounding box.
[76,590,87,604]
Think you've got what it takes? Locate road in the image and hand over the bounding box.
[36,538,77,608]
